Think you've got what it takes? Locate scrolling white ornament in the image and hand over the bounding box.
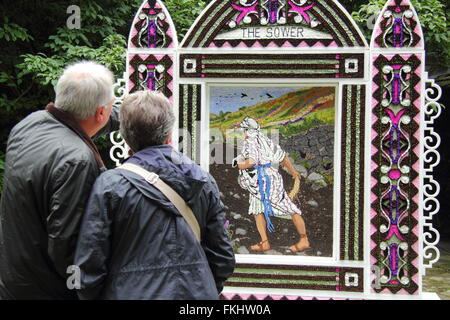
[109,74,130,167]
[422,77,442,275]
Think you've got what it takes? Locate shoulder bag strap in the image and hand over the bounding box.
[118,162,201,242]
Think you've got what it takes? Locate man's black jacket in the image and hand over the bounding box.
[0,108,119,300]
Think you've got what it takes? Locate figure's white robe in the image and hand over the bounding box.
[237,134,302,217]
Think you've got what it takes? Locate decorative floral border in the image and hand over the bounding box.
[182,0,366,48]
[370,53,421,294]
[128,54,174,98]
[340,85,366,261]
[224,264,364,293]
[128,0,175,48]
[179,53,364,79]
[178,84,202,163]
[372,0,423,49]
[220,293,358,300]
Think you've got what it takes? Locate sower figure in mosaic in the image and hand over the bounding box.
[232,117,310,253]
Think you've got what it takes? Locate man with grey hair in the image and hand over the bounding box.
[74,90,235,300]
[0,61,119,299]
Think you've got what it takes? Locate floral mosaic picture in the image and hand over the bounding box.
[209,85,336,257]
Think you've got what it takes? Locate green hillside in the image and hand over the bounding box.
[210,87,335,139]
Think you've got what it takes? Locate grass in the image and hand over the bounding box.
[210,88,335,139]
[295,159,312,170]
[290,152,300,161]
[321,173,334,185]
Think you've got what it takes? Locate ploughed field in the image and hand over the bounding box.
[210,162,334,257]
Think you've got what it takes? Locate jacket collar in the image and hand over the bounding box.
[46,103,106,170]
[125,145,207,203]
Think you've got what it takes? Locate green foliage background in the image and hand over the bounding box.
[0,0,449,195]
